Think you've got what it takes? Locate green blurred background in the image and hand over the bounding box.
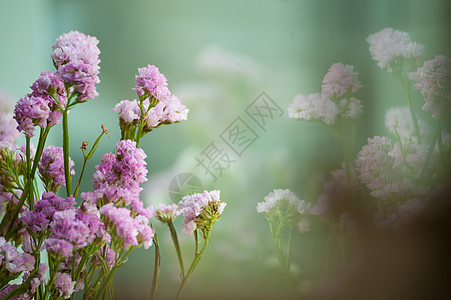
[1,0,450,299]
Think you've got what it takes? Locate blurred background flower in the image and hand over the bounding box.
[1,0,450,299]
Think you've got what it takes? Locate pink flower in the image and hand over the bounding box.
[53,272,76,299]
[100,203,154,249]
[154,203,180,223]
[51,31,100,71]
[38,146,75,188]
[322,63,361,100]
[257,189,311,233]
[83,140,148,206]
[133,65,170,101]
[367,28,424,72]
[113,99,141,124]
[409,55,451,119]
[51,31,101,102]
[178,190,226,234]
[44,238,74,258]
[288,93,339,124]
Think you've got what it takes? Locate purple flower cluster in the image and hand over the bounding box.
[100,203,154,249]
[38,146,75,189]
[178,190,226,234]
[0,237,35,274]
[22,192,76,233]
[13,72,66,138]
[82,140,148,206]
[53,272,76,299]
[133,65,170,101]
[51,31,101,102]
[44,206,106,258]
[27,263,48,294]
[409,55,451,119]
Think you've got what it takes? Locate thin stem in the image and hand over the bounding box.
[269,223,294,292]
[73,158,88,199]
[194,230,199,255]
[150,231,161,300]
[2,127,50,238]
[94,265,119,300]
[168,221,185,277]
[62,110,72,196]
[26,136,34,209]
[403,79,421,143]
[175,231,210,300]
[43,259,62,300]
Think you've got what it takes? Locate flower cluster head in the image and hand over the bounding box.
[322,63,362,100]
[367,28,424,72]
[289,62,362,125]
[133,64,170,101]
[0,237,35,275]
[38,146,75,191]
[257,189,311,233]
[288,93,339,124]
[81,139,148,206]
[145,95,189,130]
[355,136,428,201]
[53,272,76,299]
[100,203,154,250]
[22,192,76,233]
[51,31,101,101]
[409,55,451,119]
[178,190,226,235]
[154,203,180,223]
[13,71,68,138]
[113,95,188,131]
[44,206,106,258]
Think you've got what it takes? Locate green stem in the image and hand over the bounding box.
[194,230,199,255]
[26,136,34,209]
[43,259,61,300]
[175,230,210,300]
[73,158,88,199]
[150,232,160,300]
[1,127,50,238]
[269,223,294,291]
[403,79,421,143]
[62,110,72,196]
[94,265,119,300]
[168,221,185,277]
